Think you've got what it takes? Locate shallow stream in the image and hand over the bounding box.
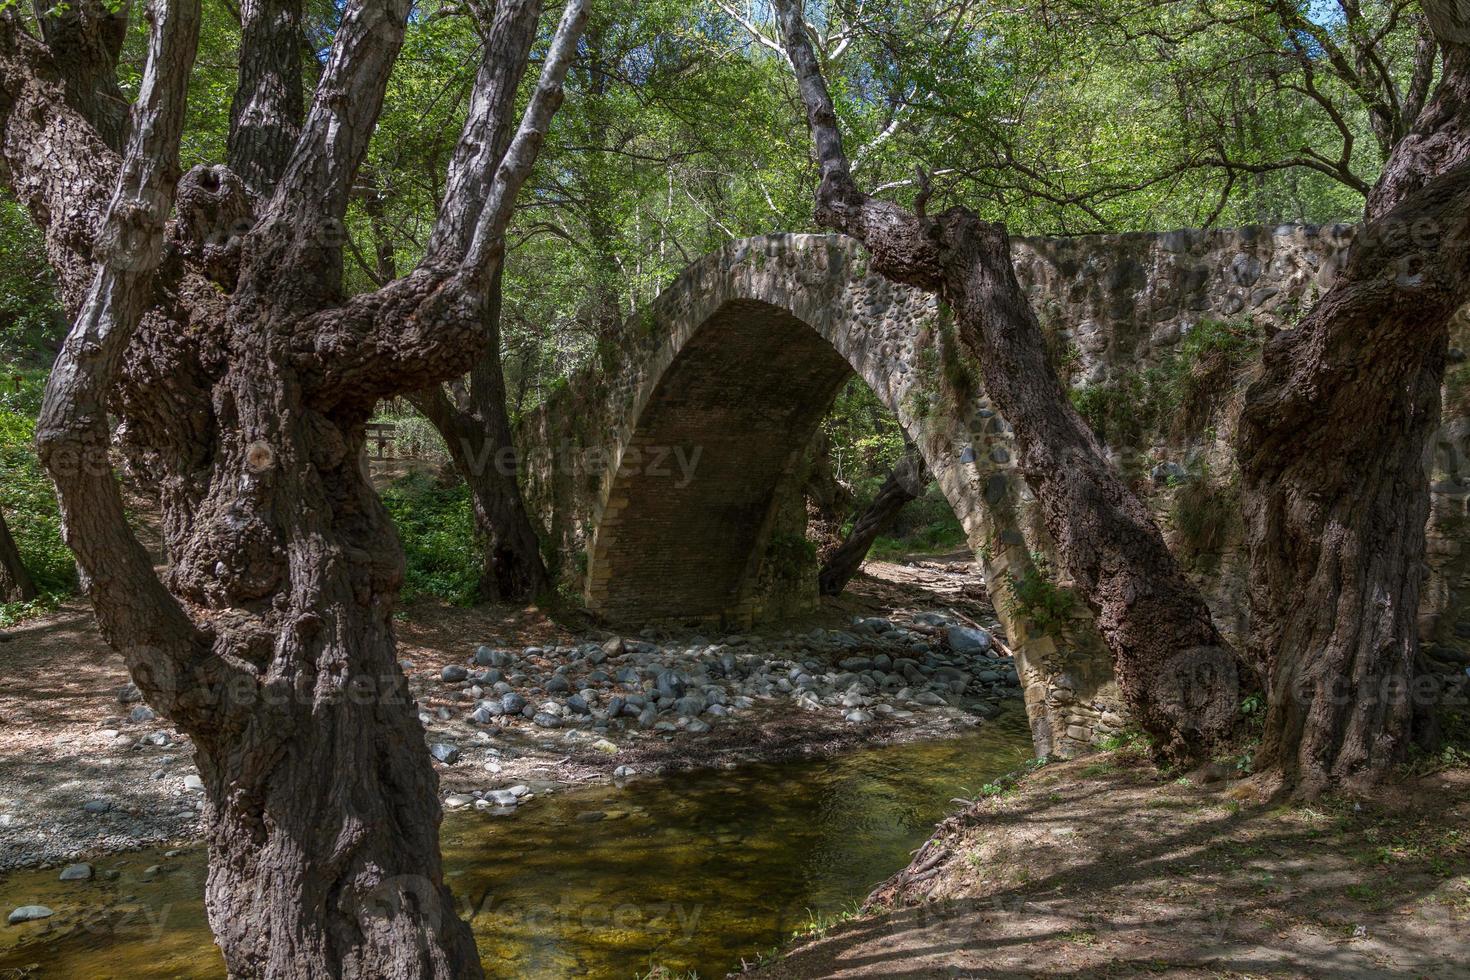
[0,710,1032,978]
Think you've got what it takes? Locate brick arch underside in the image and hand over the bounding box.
[587,299,865,623]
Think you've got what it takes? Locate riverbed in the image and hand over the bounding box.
[0,711,1033,978]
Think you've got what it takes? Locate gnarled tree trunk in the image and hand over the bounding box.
[0,508,35,603]
[1238,14,1470,793]
[818,445,925,596]
[773,0,1242,764]
[7,0,588,974]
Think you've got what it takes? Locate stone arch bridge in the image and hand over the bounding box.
[515,225,1387,755]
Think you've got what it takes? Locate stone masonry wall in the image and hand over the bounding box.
[515,226,1468,759]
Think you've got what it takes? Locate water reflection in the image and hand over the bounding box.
[0,710,1032,978]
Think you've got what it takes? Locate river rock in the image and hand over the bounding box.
[844,708,875,723]
[7,905,53,925]
[613,765,636,778]
[686,719,712,734]
[673,695,705,717]
[441,665,469,683]
[485,789,519,807]
[476,647,513,667]
[184,774,205,793]
[545,674,571,694]
[946,626,992,655]
[469,703,501,724]
[532,712,562,729]
[82,799,112,814]
[430,743,461,765]
[59,863,94,882]
[500,692,527,714]
[129,705,157,723]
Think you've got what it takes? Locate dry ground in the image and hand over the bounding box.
[747,745,1470,979]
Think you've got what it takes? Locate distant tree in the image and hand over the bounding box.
[0,507,35,603]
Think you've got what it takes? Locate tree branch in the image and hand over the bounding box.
[257,0,411,294]
[30,0,129,151]
[425,0,544,264]
[35,0,217,723]
[228,0,305,196]
[462,0,589,278]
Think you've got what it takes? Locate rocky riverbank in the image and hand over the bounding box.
[0,558,1021,872]
[416,612,1022,814]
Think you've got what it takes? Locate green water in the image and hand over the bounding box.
[0,711,1032,978]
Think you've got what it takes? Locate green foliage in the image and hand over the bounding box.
[1005,562,1076,636]
[0,366,76,623]
[0,199,64,363]
[1171,462,1242,569]
[379,471,480,606]
[870,484,968,558]
[821,378,906,496]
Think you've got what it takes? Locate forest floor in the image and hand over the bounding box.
[747,743,1470,979]
[0,550,1011,872]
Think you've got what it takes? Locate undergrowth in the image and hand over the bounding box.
[1070,317,1262,446]
[0,365,75,625]
[380,470,481,606]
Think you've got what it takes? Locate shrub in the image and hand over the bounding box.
[379,470,481,606]
[0,366,76,623]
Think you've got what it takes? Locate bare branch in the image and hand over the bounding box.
[712,0,786,58]
[426,0,544,264]
[228,0,305,195]
[463,0,589,277]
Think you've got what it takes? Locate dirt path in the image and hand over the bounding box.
[747,744,1470,979]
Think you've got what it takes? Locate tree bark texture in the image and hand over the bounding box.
[31,0,128,151]
[1237,10,1470,792]
[228,0,305,196]
[773,0,1241,764]
[818,446,926,596]
[0,507,36,603]
[7,0,588,975]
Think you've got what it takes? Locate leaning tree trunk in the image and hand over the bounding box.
[9,0,588,973]
[0,508,36,603]
[412,269,549,603]
[773,0,1241,764]
[1237,28,1470,793]
[819,446,926,596]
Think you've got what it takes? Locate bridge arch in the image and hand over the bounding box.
[517,227,1345,756]
[582,236,1017,626]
